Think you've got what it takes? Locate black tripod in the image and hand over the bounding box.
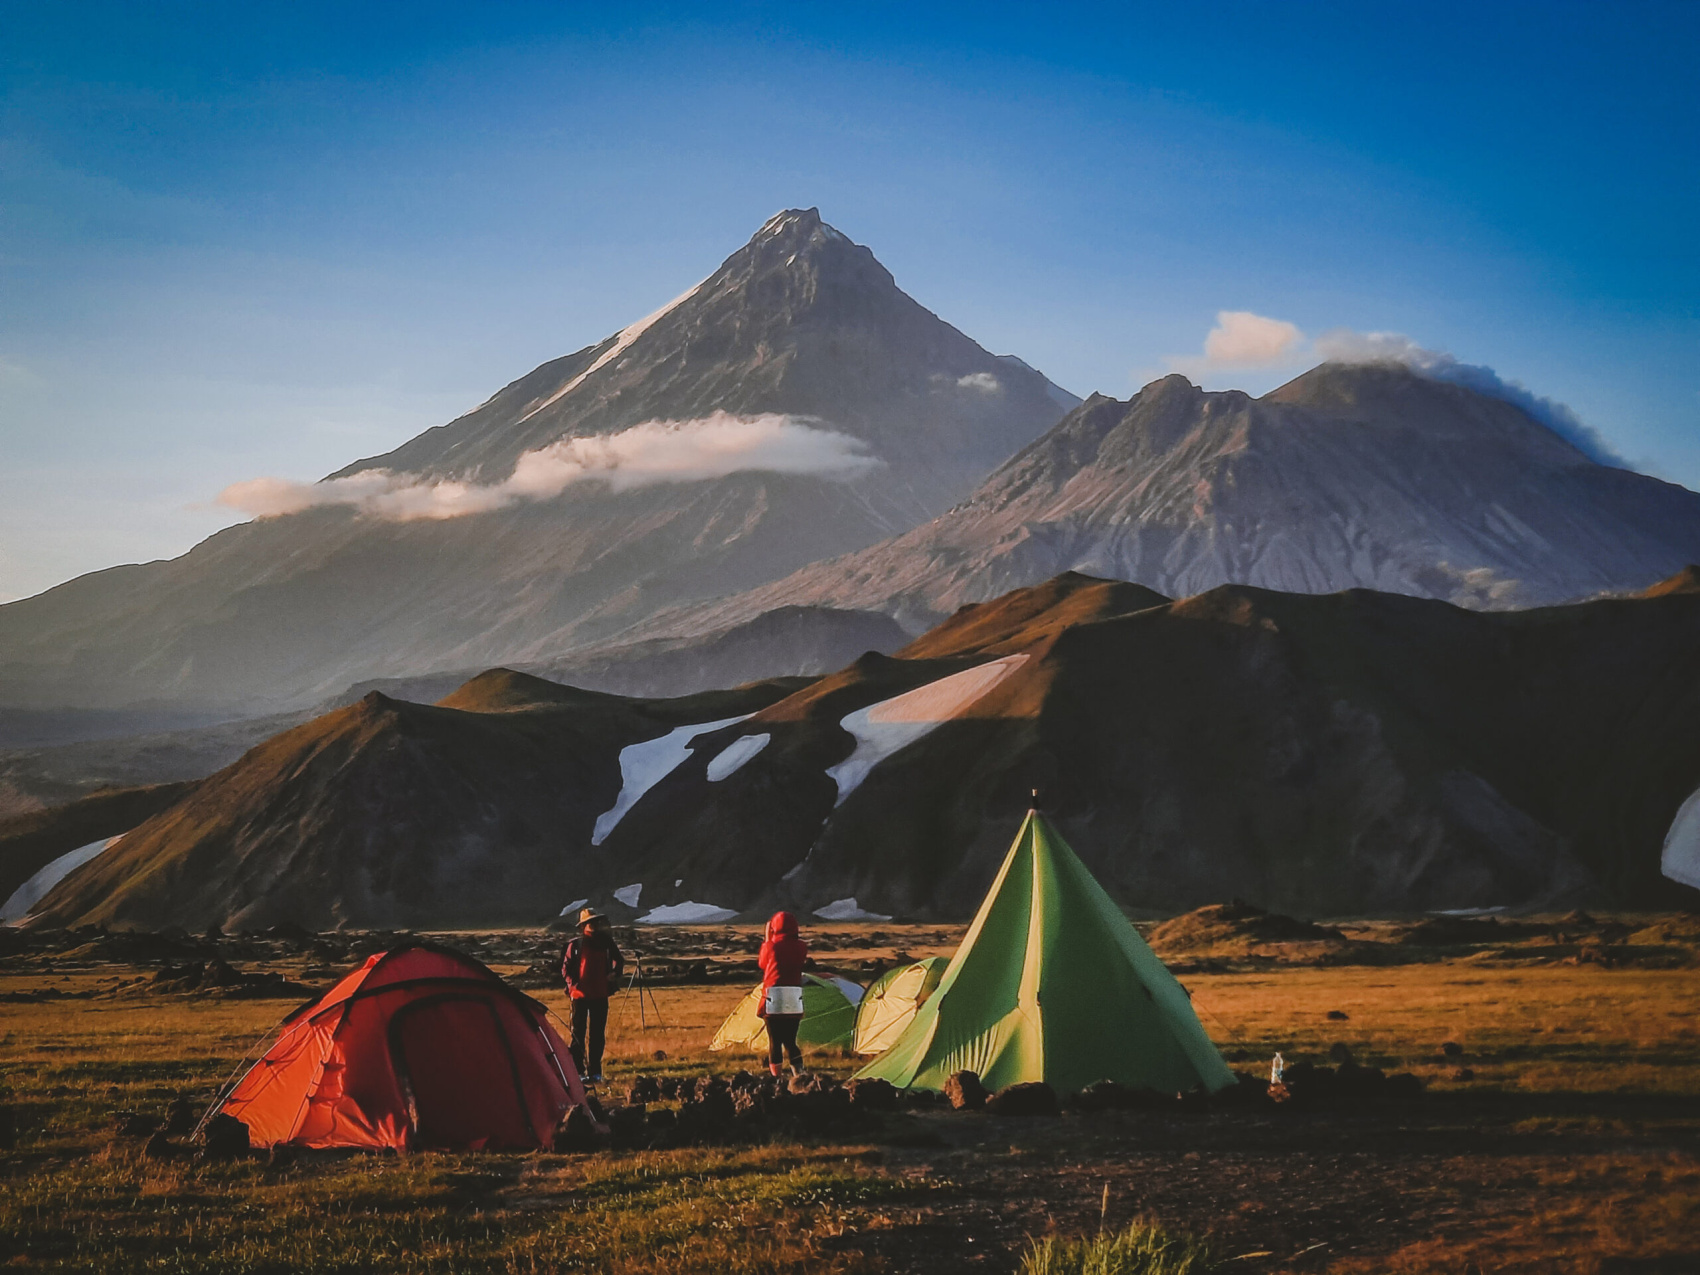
[612,955,665,1030]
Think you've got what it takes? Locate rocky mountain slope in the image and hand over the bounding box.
[20,570,1700,930]
[0,210,1074,714]
[655,365,1700,635]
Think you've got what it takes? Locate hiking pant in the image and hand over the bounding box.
[766,1014,803,1068]
[570,996,609,1077]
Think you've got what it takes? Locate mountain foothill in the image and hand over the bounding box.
[4,209,1700,928]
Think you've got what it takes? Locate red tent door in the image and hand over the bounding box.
[389,995,538,1150]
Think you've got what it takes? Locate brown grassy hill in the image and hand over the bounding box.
[591,579,1700,920]
[0,782,196,907]
[27,680,796,931]
[1640,565,1700,597]
[20,575,1700,929]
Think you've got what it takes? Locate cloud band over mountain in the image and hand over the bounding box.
[217,413,883,520]
[1166,312,1624,468]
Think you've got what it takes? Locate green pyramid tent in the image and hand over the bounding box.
[854,810,1235,1097]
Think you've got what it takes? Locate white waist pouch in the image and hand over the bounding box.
[764,985,804,1016]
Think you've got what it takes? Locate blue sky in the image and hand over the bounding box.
[2,1,1696,600]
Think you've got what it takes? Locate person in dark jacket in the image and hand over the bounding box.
[561,907,623,1083]
[757,910,808,1078]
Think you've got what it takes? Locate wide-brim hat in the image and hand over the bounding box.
[577,907,608,925]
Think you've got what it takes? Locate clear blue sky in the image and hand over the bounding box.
[2,1,1696,600]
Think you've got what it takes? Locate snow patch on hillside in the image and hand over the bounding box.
[593,715,752,844]
[813,897,892,922]
[706,733,771,781]
[1662,785,1700,889]
[516,282,705,426]
[640,902,738,924]
[613,883,643,908]
[2,836,122,923]
[826,655,1028,805]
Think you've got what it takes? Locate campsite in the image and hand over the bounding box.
[4,868,1697,1272]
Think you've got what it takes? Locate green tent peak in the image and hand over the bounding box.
[854,810,1235,1097]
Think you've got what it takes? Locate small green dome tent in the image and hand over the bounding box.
[854,809,1235,1096]
[708,973,863,1055]
[853,956,948,1055]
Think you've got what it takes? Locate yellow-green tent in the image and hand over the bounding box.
[708,973,863,1054]
[852,957,947,1055]
[854,809,1235,1097]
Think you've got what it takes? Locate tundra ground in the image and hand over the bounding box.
[1,917,1696,1273]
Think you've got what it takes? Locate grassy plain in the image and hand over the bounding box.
[1,920,1697,1273]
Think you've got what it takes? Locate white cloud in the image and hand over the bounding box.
[1167,310,1305,374]
[216,412,882,521]
[956,371,1001,392]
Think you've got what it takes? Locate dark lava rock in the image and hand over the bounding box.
[626,1076,661,1105]
[986,1082,1059,1117]
[142,1132,176,1160]
[111,1110,160,1138]
[607,1105,648,1150]
[197,1113,250,1159]
[1441,1041,1464,1058]
[553,1105,601,1152]
[846,1078,898,1111]
[1386,1072,1425,1100]
[1326,1009,1349,1021]
[163,1097,199,1137]
[1452,1067,1476,1082]
[1174,1086,1213,1114]
[944,1070,987,1111]
[1328,1042,1355,1064]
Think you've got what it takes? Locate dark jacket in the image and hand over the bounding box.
[757,911,808,1017]
[562,930,624,1000]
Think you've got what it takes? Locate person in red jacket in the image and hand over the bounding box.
[757,910,808,1078]
[561,907,623,1084]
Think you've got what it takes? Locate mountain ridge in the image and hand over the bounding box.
[640,363,1700,636]
[19,568,1700,930]
[0,210,1076,713]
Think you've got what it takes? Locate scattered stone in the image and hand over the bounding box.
[111,1110,159,1138]
[553,1105,600,1152]
[651,1050,668,1061]
[163,1097,199,1137]
[626,1076,661,1105]
[1440,1041,1463,1057]
[1386,1072,1425,1100]
[141,1131,176,1160]
[198,1113,250,1159]
[987,1082,1059,1117]
[1328,1042,1355,1064]
[944,1070,987,1111]
[1452,1067,1476,1082]
[1174,1086,1212,1114]
[846,1078,898,1111]
[607,1105,648,1150]
[1326,1009,1349,1020]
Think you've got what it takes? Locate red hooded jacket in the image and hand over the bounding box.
[757,911,807,1018]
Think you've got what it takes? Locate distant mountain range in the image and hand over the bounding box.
[13,569,1700,930]
[0,209,1075,713]
[648,364,1700,637]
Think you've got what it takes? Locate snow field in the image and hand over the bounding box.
[825,655,1028,805]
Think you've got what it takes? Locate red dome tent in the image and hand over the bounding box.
[218,945,590,1151]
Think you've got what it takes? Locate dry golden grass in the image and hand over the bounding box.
[3,929,1699,1273]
